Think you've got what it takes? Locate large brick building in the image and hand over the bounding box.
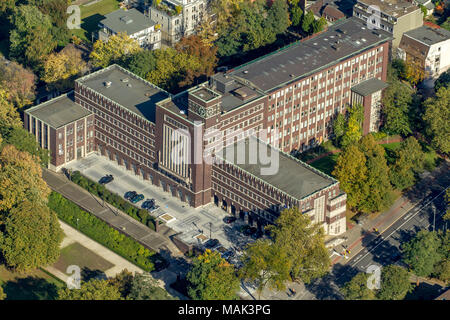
[25,17,392,235]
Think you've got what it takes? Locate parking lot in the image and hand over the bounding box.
[65,153,257,260]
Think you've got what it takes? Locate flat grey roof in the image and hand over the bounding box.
[351,78,388,96]
[404,25,450,46]
[76,64,169,123]
[217,137,336,200]
[100,8,155,35]
[26,92,91,128]
[356,0,420,17]
[228,17,391,92]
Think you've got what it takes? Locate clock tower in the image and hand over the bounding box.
[187,86,222,207]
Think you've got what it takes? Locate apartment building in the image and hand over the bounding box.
[148,0,206,46]
[398,25,450,79]
[98,8,161,49]
[353,0,423,49]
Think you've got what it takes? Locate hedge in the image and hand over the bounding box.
[69,171,156,230]
[48,192,165,272]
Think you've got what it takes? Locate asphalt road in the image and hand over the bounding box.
[305,165,450,300]
[349,187,448,273]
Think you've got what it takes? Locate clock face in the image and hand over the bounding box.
[198,106,206,117]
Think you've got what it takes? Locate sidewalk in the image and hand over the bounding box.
[330,160,449,265]
[46,221,187,299]
[45,220,144,282]
[43,168,183,257]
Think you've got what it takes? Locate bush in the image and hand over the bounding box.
[69,171,156,230]
[48,192,164,272]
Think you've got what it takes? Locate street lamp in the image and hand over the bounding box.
[76,218,79,229]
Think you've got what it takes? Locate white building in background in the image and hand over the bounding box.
[98,8,161,50]
[148,0,207,46]
[398,25,450,80]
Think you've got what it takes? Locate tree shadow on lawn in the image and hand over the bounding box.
[81,14,104,37]
[3,276,59,300]
[81,267,107,281]
[405,282,445,300]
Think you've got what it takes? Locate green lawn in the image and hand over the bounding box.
[0,265,64,300]
[309,153,340,176]
[381,142,401,164]
[52,242,114,281]
[71,0,120,42]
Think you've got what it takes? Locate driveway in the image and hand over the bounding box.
[65,153,257,254]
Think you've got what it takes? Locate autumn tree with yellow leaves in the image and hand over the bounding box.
[90,33,142,68]
[42,45,87,91]
[186,249,240,300]
[0,145,62,271]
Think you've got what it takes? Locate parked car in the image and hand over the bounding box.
[223,216,237,224]
[251,230,264,240]
[130,194,144,203]
[222,250,234,260]
[148,205,160,212]
[124,191,137,200]
[214,246,228,257]
[204,238,220,249]
[142,199,155,209]
[242,225,257,236]
[99,174,114,184]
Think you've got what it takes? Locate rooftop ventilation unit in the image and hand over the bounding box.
[120,16,133,24]
[104,81,112,88]
[122,78,129,82]
[243,70,249,74]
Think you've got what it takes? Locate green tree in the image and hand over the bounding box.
[290,4,303,27]
[423,86,450,155]
[358,135,394,213]
[301,11,315,34]
[0,125,50,167]
[332,113,346,146]
[435,70,450,91]
[128,272,175,300]
[266,0,290,35]
[389,137,425,190]
[332,145,368,209]
[240,239,291,297]
[381,81,413,136]
[341,272,377,300]
[121,50,156,79]
[334,135,394,213]
[377,265,412,300]
[267,207,330,283]
[419,4,428,18]
[9,5,56,70]
[108,269,134,299]
[57,279,122,300]
[433,259,450,284]
[37,0,71,46]
[402,230,442,277]
[0,90,22,128]
[187,249,240,300]
[0,201,63,271]
[311,17,327,33]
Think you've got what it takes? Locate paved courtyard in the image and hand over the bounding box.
[65,153,256,253]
